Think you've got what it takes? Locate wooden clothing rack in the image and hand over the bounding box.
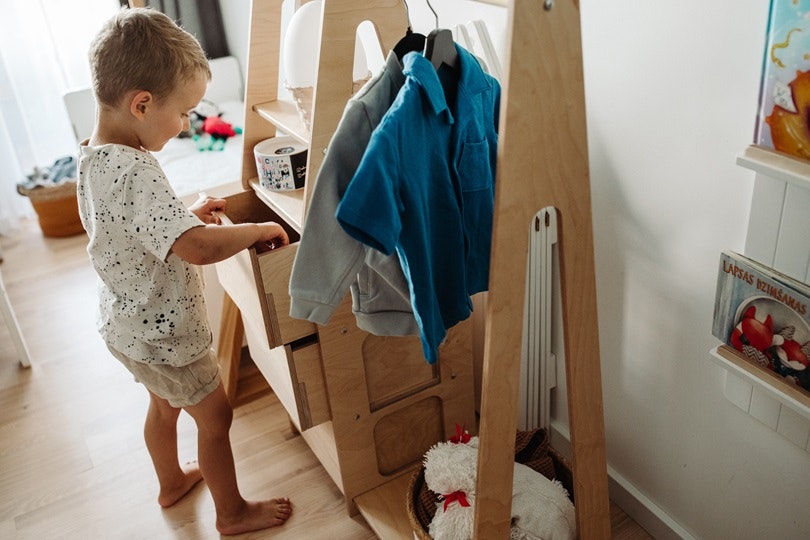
[208,0,610,537]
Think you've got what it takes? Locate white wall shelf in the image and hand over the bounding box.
[712,144,810,452]
[709,345,810,420]
[736,144,810,189]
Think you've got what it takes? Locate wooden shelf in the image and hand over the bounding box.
[354,470,415,539]
[709,344,810,420]
[247,99,309,233]
[736,145,810,189]
[247,179,305,233]
[254,99,310,145]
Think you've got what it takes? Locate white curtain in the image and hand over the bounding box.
[0,0,119,235]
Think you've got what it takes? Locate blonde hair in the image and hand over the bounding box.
[89,7,211,107]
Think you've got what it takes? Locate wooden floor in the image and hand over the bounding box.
[0,218,653,539]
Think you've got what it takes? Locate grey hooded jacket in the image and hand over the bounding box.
[288,52,419,336]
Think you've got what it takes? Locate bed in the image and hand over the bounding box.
[62,56,245,198]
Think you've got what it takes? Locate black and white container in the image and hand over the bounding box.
[254,136,307,191]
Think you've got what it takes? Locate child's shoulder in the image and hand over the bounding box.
[79,143,166,193]
[81,143,158,167]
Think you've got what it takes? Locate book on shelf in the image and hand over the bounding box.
[754,0,810,162]
[712,250,810,399]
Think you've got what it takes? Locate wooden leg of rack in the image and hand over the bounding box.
[473,1,611,538]
[217,292,244,403]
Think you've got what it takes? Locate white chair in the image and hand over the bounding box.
[0,252,31,368]
[62,87,97,143]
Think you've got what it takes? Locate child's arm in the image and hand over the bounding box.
[171,196,289,265]
[171,221,289,265]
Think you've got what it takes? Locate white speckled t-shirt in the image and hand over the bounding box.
[77,143,211,366]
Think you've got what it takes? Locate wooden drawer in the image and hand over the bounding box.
[244,327,330,431]
[286,340,331,429]
[214,190,316,349]
[214,189,328,430]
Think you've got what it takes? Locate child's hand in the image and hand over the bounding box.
[254,222,290,253]
[190,193,227,224]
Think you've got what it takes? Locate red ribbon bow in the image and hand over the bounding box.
[449,423,471,444]
[442,490,471,511]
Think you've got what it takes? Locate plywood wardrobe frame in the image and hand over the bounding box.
[217,0,479,513]
[222,0,610,537]
[473,1,611,537]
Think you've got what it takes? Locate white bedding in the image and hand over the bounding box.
[154,99,245,198]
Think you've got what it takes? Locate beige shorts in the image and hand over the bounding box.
[107,346,221,408]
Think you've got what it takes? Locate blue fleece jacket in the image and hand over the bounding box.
[336,44,500,363]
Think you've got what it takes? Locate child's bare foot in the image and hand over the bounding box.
[158,462,204,508]
[216,498,292,536]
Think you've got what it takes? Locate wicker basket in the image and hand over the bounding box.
[18,181,85,238]
[406,428,573,539]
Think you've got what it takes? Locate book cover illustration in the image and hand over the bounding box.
[754,0,810,161]
[712,251,810,395]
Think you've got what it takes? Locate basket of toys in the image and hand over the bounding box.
[406,427,575,540]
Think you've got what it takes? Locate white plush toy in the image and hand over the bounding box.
[423,433,479,540]
[422,427,575,540]
[510,462,576,540]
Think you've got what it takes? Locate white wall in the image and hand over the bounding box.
[581,2,810,539]
[218,1,810,538]
[581,1,810,536]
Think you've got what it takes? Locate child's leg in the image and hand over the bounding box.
[144,390,203,507]
[184,382,292,535]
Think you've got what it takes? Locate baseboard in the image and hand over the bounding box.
[549,422,696,540]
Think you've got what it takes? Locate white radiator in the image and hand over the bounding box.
[518,207,559,431]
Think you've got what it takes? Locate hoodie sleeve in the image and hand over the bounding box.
[288,99,377,324]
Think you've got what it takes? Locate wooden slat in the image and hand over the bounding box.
[473,0,611,537]
[304,0,408,217]
[240,0,284,186]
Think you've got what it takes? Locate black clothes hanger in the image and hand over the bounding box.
[424,28,458,70]
[393,0,426,60]
[394,28,427,60]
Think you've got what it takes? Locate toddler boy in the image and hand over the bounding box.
[78,7,292,535]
